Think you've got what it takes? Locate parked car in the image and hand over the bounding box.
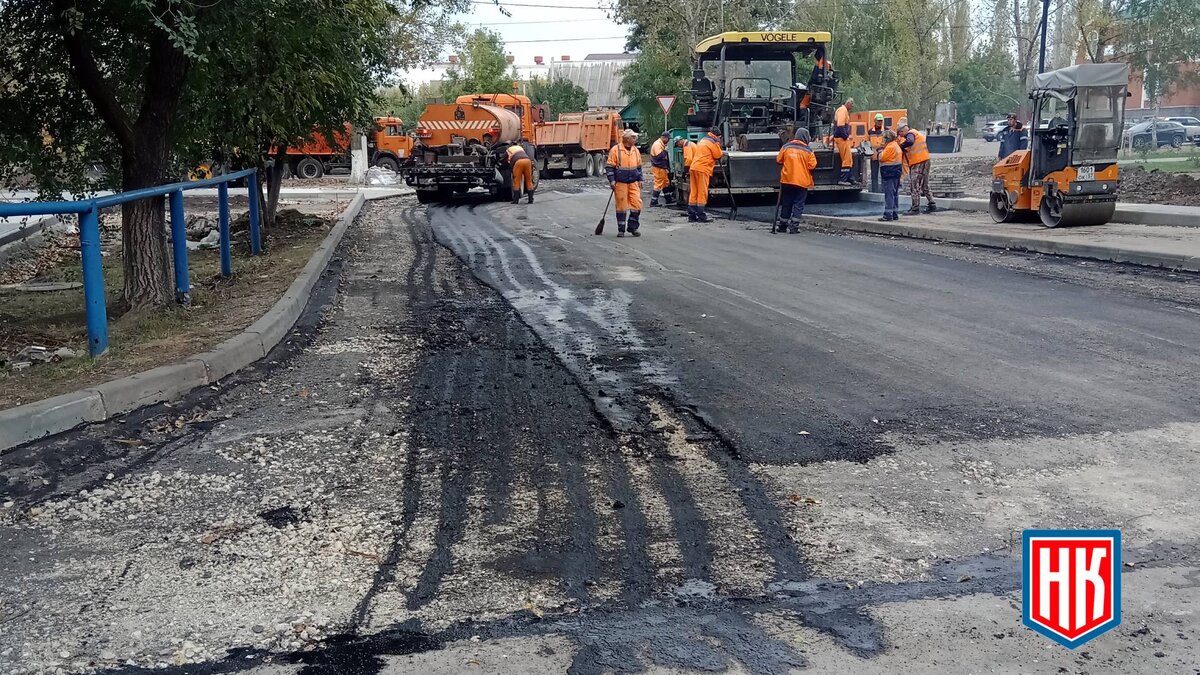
[1123,120,1187,150]
[1165,116,1200,140]
[982,119,1005,142]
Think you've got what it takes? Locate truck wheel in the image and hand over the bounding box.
[593,153,606,177]
[539,157,550,180]
[374,155,400,172]
[296,157,324,179]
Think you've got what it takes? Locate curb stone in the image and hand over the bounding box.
[806,214,1200,273]
[0,192,368,451]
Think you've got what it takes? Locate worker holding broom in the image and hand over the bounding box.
[505,136,535,205]
[687,127,723,223]
[775,128,818,233]
[648,132,674,207]
[606,129,644,237]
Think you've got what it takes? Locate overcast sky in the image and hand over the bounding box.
[455,0,631,63]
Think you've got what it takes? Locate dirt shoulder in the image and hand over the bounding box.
[930,155,1200,208]
[0,204,341,410]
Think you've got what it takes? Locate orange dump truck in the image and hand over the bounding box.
[286,118,415,179]
[534,111,622,178]
[407,94,542,203]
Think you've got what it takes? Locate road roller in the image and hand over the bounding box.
[990,63,1129,228]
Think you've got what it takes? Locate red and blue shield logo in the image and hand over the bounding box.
[1023,529,1121,648]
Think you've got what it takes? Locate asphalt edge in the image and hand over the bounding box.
[858,190,1200,228]
[0,193,368,452]
[805,212,1200,273]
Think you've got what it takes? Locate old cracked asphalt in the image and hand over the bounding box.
[2,181,1199,674]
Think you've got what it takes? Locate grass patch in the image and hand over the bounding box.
[0,209,335,409]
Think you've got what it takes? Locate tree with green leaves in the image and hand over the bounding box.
[526,77,589,118]
[950,45,1024,124]
[620,44,693,135]
[442,29,518,99]
[0,0,464,310]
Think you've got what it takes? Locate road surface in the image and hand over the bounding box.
[2,181,1199,674]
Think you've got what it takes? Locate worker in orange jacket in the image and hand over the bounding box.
[606,129,644,237]
[878,130,904,221]
[775,128,819,234]
[867,113,886,151]
[687,128,723,223]
[648,132,674,207]
[833,98,855,185]
[505,137,535,204]
[897,123,936,214]
[799,45,832,110]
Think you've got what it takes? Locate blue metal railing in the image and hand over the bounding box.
[0,169,263,357]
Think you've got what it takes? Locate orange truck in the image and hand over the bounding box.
[534,111,622,178]
[286,117,415,179]
[407,93,544,203]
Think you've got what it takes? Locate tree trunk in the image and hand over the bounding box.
[262,146,287,229]
[119,146,173,311]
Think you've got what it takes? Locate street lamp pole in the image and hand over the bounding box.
[1037,0,1050,73]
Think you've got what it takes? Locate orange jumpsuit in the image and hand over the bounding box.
[687,133,723,221]
[833,104,854,182]
[506,145,534,202]
[776,139,818,230]
[606,143,643,233]
[649,137,672,205]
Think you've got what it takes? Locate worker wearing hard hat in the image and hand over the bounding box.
[606,129,644,237]
[775,128,818,234]
[878,129,904,221]
[649,131,674,207]
[897,123,936,214]
[867,113,886,151]
[505,137,535,204]
[687,128,723,223]
[833,98,855,185]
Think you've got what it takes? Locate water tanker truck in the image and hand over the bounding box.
[406,94,544,203]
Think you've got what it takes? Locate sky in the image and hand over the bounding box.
[454,0,631,63]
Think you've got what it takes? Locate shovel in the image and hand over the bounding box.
[595,189,614,235]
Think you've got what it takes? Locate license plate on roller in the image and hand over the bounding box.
[1076,165,1095,181]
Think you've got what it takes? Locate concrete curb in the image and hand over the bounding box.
[860,190,1200,228]
[805,213,1200,273]
[0,192,368,452]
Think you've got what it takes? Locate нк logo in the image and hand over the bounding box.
[1023,529,1121,648]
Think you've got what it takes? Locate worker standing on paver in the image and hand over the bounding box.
[505,136,535,205]
[775,128,818,233]
[687,128,723,224]
[606,129,644,237]
[649,132,673,207]
[833,98,855,185]
[878,129,904,221]
[897,123,936,214]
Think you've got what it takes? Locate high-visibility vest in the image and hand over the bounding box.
[901,130,930,164]
[689,134,723,176]
[868,124,885,149]
[649,138,670,168]
[776,141,817,188]
[606,144,643,183]
[833,105,851,139]
[506,144,529,163]
[682,142,695,168]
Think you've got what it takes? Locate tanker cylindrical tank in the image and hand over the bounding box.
[476,104,522,144]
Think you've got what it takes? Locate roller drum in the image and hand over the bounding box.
[1039,198,1115,228]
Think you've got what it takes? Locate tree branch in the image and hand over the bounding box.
[58,18,136,149]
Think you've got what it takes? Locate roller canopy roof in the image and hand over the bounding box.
[1032,63,1129,95]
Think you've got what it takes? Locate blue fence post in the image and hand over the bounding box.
[169,190,190,304]
[79,208,109,357]
[218,182,232,277]
[246,172,263,255]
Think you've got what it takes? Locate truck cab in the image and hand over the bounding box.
[370,116,414,172]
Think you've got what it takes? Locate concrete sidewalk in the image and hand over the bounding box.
[861,191,1200,228]
[808,209,1200,272]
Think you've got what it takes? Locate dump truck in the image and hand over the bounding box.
[669,31,866,204]
[989,63,1128,227]
[534,111,622,178]
[926,101,963,153]
[285,118,416,179]
[406,93,542,203]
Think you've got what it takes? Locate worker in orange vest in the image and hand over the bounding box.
[505,137,535,204]
[897,123,936,214]
[648,132,674,207]
[775,128,819,234]
[867,113,886,151]
[687,128,723,223]
[606,129,644,237]
[798,45,832,110]
[833,98,855,185]
[878,129,904,221]
[677,137,694,170]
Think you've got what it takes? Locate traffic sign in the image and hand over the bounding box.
[656,95,676,115]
